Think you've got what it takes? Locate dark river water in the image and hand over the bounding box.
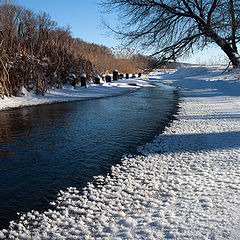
[0,81,178,229]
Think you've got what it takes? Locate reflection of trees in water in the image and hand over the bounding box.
[0,110,31,159]
[0,104,75,160]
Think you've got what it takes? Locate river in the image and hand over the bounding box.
[0,80,178,229]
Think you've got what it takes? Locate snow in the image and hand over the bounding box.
[0,77,151,111]
[1,66,240,239]
[80,73,86,78]
[94,73,100,78]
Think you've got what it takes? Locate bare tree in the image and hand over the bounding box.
[102,0,240,67]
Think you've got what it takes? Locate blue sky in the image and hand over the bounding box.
[15,0,224,64]
[16,0,120,47]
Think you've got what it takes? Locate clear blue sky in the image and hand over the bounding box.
[16,0,224,64]
[16,0,120,48]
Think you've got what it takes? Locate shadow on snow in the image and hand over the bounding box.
[147,131,240,154]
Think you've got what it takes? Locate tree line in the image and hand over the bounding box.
[0,2,151,99]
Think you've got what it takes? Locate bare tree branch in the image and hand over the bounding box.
[102,0,240,67]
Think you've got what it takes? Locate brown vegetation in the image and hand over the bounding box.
[0,2,149,99]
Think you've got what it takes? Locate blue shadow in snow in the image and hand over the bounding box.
[181,113,240,120]
[150,73,240,97]
[173,78,239,98]
[153,131,240,153]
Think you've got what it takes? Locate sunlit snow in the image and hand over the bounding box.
[0,77,151,111]
[1,66,240,239]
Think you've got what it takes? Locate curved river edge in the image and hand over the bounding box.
[2,66,240,239]
[0,77,153,111]
[0,75,180,231]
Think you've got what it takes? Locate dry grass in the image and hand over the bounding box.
[0,2,149,98]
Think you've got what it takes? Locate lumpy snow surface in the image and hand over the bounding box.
[1,66,240,239]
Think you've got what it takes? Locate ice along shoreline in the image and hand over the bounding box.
[0,77,152,111]
[1,66,240,239]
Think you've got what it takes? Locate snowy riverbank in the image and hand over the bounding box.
[1,66,240,239]
[0,77,151,111]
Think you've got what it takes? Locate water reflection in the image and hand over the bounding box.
[0,82,178,229]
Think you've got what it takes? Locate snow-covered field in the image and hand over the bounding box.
[0,78,151,111]
[1,66,240,239]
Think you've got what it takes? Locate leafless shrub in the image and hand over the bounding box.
[0,1,149,98]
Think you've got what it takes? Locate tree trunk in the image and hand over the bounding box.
[229,0,238,53]
[205,26,240,68]
[219,41,240,68]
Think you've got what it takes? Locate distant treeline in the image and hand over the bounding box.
[0,2,155,98]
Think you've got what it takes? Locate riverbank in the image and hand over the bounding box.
[0,78,151,111]
[1,66,240,239]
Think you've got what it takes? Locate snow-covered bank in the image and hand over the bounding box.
[0,78,151,111]
[1,66,240,239]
